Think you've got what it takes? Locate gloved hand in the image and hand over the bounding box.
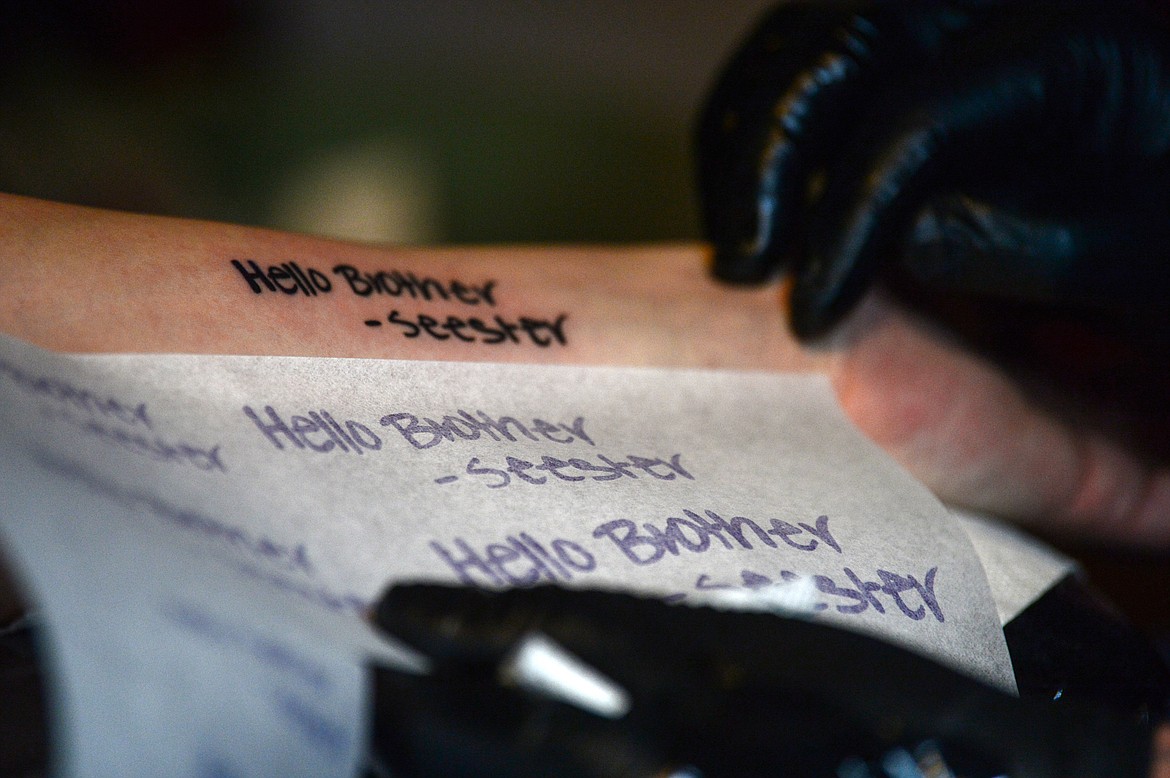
[696,0,1170,340]
[367,583,1154,777]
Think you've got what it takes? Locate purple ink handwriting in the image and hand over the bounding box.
[436,452,693,489]
[693,565,944,622]
[380,410,592,450]
[48,407,226,472]
[4,358,226,471]
[425,514,945,624]
[0,356,153,428]
[430,533,597,587]
[591,510,840,566]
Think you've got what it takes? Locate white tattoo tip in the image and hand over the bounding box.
[699,575,819,617]
[500,632,631,719]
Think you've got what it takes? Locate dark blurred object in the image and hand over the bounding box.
[696,0,1170,340]
[1005,574,1170,725]
[1026,540,1170,688]
[5,571,1166,776]
[0,619,49,778]
[369,583,1153,777]
[1,0,243,70]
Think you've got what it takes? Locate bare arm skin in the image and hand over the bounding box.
[1,192,1168,550]
[0,193,815,371]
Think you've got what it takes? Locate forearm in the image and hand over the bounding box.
[0,193,825,373]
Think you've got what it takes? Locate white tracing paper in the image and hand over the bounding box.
[0,332,1052,777]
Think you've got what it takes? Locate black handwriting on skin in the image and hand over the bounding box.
[229,259,567,347]
[231,259,497,305]
[366,310,568,348]
[332,265,496,305]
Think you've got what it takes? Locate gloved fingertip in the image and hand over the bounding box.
[787,234,881,341]
[709,244,785,286]
[788,283,842,341]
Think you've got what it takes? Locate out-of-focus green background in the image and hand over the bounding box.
[0,0,775,244]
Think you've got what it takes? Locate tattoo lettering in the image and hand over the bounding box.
[230,259,568,348]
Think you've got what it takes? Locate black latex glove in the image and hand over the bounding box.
[368,583,1151,777]
[696,0,1170,341]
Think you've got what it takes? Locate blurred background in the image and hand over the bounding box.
[0,0,776,244]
